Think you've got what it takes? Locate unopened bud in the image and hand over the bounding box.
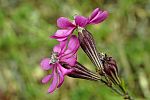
[78,28,103,74]
[101,54,121,85]
[62,62,101,81]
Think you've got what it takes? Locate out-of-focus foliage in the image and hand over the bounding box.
[0,0,150,100]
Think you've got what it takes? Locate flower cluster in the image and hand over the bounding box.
[40,7,133,100]
[41,7,127,98]
[41,8,108,93]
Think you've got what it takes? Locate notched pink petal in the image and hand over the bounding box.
[89,11,108,24]
[52,30,70,37]
[61,49,76,59]
[59,40,68,53]
[60,35,79,60]
[61,49,72,58]
[75,15,88,27]
[53,44,61,53]
[55,37,68,42]
[61,54,77,66]
[89,8,101,20]
[67,35,80,52]
[57,67,64,88]
[57,17,75,29]
[48,67,58,93]
[40,58,52,70]
[50,28,75,41]
[58,64,73,75]
[42,74,52,84]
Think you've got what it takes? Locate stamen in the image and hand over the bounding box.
[77,26,84,33]
[49,52,59,64]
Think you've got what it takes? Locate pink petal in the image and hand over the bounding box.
[75,15,88,27]
[57,17,75,29]
[57,66,64,88]
[58,64,73,75]
[50,28,75,41]
[40,58,52,70]
[61,54,77,66]
[42,74,52,84]
[89,11,108,24]
[67,35,80,53]
[61,49,73,58]
[53,40,67,54]
[48,67,58,93]
[60,35,79,59]
[59,40,68,53]
[50,35,67,42]
[61,49,76,59]
[56,37,68,42]
[89,8,101,20]
[53,44,61,53]
[52,29,71,37]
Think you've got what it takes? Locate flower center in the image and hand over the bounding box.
[49,52,59,64]
[77,26,84,33]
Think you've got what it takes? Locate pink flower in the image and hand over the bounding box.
[40,35,79,93]
[51,8,108,41]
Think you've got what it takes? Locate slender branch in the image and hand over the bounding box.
[97,79,124,96]
[123,93,133,100]
[118,85,134,100]
[97,79,134,100]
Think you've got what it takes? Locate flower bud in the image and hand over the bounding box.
[101,54,121,85]
[62,62,101,81]
[78,28,103,74]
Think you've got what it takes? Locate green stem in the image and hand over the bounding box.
[123,93,133,100]
[98,79,124,96]
[118,85,134,100]
[97,79,134,100]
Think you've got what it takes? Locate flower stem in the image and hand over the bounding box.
[97,79,134,100]
[98,79,124,96]
[123,93,133,100]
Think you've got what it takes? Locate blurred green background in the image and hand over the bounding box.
[0,0,150,100]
